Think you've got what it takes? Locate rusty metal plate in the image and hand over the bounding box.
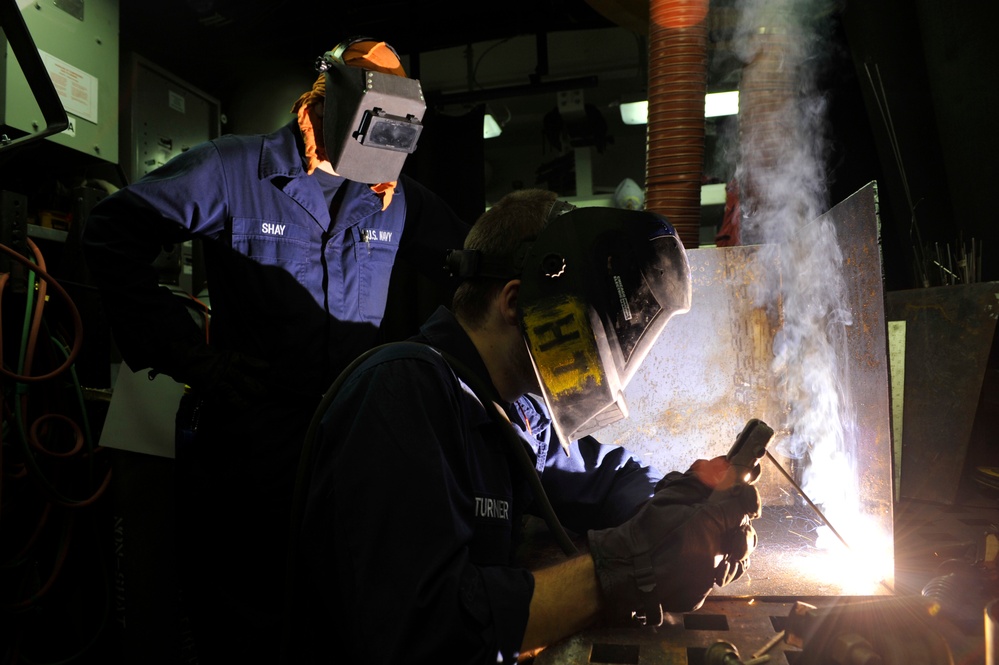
[887,282,999,504]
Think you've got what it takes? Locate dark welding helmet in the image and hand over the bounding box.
[314,39,426,184]
[518,205,691,449]
[446,203,692,450]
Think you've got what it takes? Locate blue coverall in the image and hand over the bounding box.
[292,306,661,664]
[82,120,470,662]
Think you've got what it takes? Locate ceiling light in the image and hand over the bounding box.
[619,100,649,126]
[483,113,502,139]
[704,91,740,118]
[619,91,740,125]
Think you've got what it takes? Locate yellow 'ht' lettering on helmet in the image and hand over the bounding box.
[524,297,603,397]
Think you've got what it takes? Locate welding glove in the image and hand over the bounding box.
[655,466,760,587]
[587,462,761,627]
[173,345,271,410]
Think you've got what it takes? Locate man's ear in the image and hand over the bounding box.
[498,280,520,326]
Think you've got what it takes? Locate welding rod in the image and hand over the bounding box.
[974,238,979,282]
[752,630,785,659]
[764,451,851,552]
[744,657,771,665]
[764,451,896,595]
[972,238,977,283]
[931,260,957,282]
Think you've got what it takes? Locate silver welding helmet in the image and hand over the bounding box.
[519,206,692,448]
[315,40,426,184]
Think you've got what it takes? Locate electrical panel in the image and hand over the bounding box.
[120,53,220,185]
[120,53,220,296]
[0,0,119,162]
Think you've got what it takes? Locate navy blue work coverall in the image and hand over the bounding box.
[291,306,661,665]
[82,120,470,662]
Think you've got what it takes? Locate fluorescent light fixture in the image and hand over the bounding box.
[619,100,649,126]
[483,113,502,139]
[619,91,740,125]
[704,90,739,118]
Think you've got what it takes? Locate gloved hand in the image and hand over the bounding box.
[654,463,759,588]
[655,455,731,500]
[173,345,271,410]
[588,459,761,626]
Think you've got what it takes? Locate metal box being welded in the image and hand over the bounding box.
[600,181,895,598]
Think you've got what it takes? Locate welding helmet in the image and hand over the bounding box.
[314,37,426,184]
[517,205,691,448]
[447,202,693,447]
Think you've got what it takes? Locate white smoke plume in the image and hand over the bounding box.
[731,0,862,524]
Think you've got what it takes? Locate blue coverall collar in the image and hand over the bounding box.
[259,120,309,179]
[414,307,553,450]
[415,307,496,394]
[257,121,384,229]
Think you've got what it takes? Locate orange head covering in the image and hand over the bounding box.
[292,40,407,210]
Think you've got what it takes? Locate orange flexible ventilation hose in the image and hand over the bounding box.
[645,0,710,248]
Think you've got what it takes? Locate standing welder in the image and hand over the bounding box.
[286,189,762,664]
[81,38,470,664]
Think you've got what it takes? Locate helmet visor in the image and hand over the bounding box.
[519,207,691,447]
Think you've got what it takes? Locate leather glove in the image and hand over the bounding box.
[655,464,759,587]
[587,460,761,626]
[173,346,270,410]
[654,456,731,501]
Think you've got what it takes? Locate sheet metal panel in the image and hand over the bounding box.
[887,282,999,504]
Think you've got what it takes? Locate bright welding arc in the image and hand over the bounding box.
[764,451,850,551]
[765,450,895,595]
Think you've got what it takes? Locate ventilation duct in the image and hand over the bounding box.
[644,0,709,248]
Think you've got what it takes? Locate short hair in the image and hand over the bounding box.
[452,188,559,327]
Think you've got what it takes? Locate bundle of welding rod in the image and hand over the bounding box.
[922,237,983,286]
